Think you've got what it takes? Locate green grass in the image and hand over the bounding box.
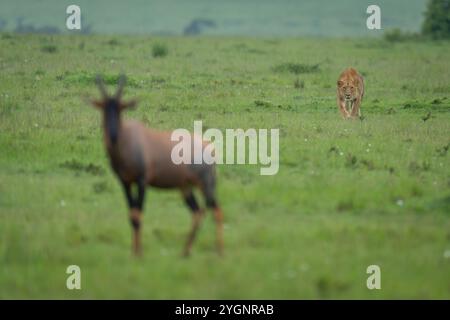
[0,33,449,299]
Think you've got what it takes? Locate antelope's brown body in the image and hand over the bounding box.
[105,120,214,190]
[91,75,223,257]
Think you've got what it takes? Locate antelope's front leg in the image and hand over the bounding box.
[122,179,145,256]
[183,210,204,257]
[182,191,204,257]
[130,208,142,255]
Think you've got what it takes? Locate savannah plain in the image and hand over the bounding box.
[0,31,449,298]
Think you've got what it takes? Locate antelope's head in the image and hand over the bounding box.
[90,75,137,145]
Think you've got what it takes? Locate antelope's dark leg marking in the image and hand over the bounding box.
[185,192,200,212]
[130,177,145,231]
[121,180,134,208]
[121,178,145,256]
[136,177,146,211]
[206,197,217,209]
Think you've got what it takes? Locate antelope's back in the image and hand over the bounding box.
[124,120,215,188]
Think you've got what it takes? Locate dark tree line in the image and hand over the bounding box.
[422,0,450,39]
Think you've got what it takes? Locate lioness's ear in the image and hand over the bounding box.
[120,99,138,111]
[337,80,344,87]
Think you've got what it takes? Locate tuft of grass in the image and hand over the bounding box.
[41,44,57,53]
[152,42,168,58]
[272,63,320,74]
[59,160,105,176]
[294,78,305,89]
[58,71,141,88]
[254,100,275,108]
[436,143,449,156]
[93,181,111,194]
[0,101,20,116]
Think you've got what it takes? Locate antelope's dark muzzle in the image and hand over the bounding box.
[105,103,120,145]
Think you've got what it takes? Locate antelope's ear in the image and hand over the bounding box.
[120,99,138,111]
[90,99,105,109]
[337,80,344,87]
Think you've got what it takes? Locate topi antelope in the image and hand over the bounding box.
[89,75,224,257]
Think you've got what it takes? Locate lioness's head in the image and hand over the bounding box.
[337,79,359,101]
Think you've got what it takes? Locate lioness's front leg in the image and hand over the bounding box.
[338,99,351,119]
[350,98,361,118]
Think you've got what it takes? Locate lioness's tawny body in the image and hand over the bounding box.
[336,68,364,119]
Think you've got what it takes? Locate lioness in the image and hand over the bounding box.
[336,68,364,119]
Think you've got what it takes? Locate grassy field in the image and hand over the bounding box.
[0,33,449,299]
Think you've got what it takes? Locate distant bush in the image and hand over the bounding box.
[60,159,105,176]
[383,28,419,42]
[15,17,60,34]
[107,38,120,46]
[0,18,6,31]
[152,43,168,58]
[254,100,275,108]
[422,0,450,39]
[183,19,216,36]
[1,33,13,40]
[273,63,320,75]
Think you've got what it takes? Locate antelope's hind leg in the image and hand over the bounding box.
[211,201,224,256]
[201,170,224,256]
[182,190,204,257]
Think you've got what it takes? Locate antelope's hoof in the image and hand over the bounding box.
[132,248,143,257]
[181,246,192,258]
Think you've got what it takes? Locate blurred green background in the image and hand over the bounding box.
[0,0,427,36]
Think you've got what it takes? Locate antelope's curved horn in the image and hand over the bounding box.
[115,74,127,99]
[95,75,108,99]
